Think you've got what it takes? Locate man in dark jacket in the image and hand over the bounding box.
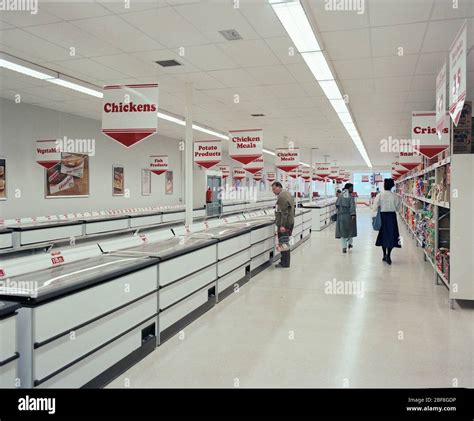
[272,181,295,268]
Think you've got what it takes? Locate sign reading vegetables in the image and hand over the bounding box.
[149,155,168,175]
[193,140,221,169]
[36,140,61,169]
[228,129,263,165]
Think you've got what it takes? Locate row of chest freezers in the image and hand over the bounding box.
[0,208,312,388]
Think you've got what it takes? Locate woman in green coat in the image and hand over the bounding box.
[335,183,357,253]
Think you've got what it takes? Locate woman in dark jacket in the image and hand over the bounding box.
[335,183,357,253]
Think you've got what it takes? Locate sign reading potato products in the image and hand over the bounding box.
[449,22,466,126]
[193,140,221,169]
[228,129,263,165]
[102,84,159,147]
[149,155,168,175]
[36,140,61,169]
[275,148,299,173]
[233,168,246,180]
[243,155,264,174]
[217,165,230,178]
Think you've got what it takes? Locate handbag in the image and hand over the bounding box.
[372,207,382,231]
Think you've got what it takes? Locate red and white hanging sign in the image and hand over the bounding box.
[243,155,264,174]
[275,148,299,173]
[362,175,369,182]
[375,174,383,183]
[449,22,467,126]
[343,171,351,182]
[398,147,422,171]
[311,169,322,181]
[228,129,263,165]
[412,111,450,158]
[328,167,339,180]
[253,171,263,181]
[392,162,408,176]
[312,163,331,179]
[194,140,221,169]
[102,83,159,147]
[301,167,311,181]
[436,62,447,138]
[288,167,301,179]
[233,168,246,180]
[217,165,230,178]
[336,169,345,182]
[266,172,276,182]
[149,155,168,175]
[36,140,61,169]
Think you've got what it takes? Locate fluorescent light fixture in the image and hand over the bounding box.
[158,112,185,126]
[263,148,276,156]
[329,99,348,114]
[0,57,56,80]
[300,161,310,167]
[337,113,353,124]
[318,80,342,100]
[270,0,321,53]
[302,51,333,81]
[49,77,103,98]
[192,124,228,140]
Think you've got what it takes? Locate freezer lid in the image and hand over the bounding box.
[189,225,252,241]
[8,219,83,231]
[0,254,158,304]
[0,300,20,319]
[109,236,217,261]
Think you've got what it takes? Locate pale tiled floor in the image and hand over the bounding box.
[108,208,474,388]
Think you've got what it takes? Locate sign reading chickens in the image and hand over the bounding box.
[436,62,447,139]
[313,163,331,179]
[243,155,264,174]
[149,155,168,176]
[275,148,299,173]
[412,111,450,158]
[193,140,221,169]
[217,165,230,178]
[449,22,466,126]
[228,129,263,165]
[36,140,61,169]
[102,83,159,147]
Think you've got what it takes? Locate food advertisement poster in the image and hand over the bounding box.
[46,153,89,198]
[165,171,173,195]
[0,158,6,200]
[453,101,472,154]
[113,165,125,196]
[142,169,151,196]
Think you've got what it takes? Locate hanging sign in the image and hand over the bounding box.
[449,22,467,126]
[362,175,369,182]
[412,111,450,158]
[398,140,422,170]
[149,155,168,175]
[253,171,263,181]
[243,155,264,174]
[392,162,408,176]
[288,167,301,179]
[193,140,221,169]
[343,171,351,182]
[36,140,61,169]
[301,167,311,181]
[275,148,299,172]
[228,129,263,165]
[266,172,276,182]
[311,169,323,181]
[375,174,383,183]
[312,163,331,179]
[217,165,230,178]
[328,167,339,180]
[436,62,447,139]
[233,168,246,180]
[102,83,159,147]
[336,169,346,182]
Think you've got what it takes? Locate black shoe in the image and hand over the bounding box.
[275,263,289,268]
[342,248,347,253]
[382,256,387,262]
[386,257,392,265]
[348,244,353,249]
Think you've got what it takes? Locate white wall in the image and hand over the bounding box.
[0,98,183,219]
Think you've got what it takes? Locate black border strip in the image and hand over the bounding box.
[251,235,275,248]
[34,313,158,387]
[159,279,216,312]
[0,352,19,367]
[10,220,83,231]
[217,271,249,302]
[250,258,272,278]
[0,305,19,320]
[34,289,158,349]
[160,261,216,288]
[155,240,218,262]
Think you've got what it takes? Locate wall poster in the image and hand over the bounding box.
[141,169,151,196]
[0,158,6,200]
[165,171,173,195]
[113,165,125,196]
[46,153,89,198]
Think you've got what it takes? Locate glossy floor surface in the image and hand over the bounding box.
[108,208,474,388]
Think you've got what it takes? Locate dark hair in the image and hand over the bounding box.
[343,183,353,190]
[272,181,282,188]
[384,178,395,191]
[336,189,342,194]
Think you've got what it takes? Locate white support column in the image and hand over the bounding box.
[185,82,193,227]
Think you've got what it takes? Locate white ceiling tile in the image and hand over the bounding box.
[264,37,303,65]
[0,20,14,29]
[39,1,112,20]
[120,6,210,48]
[299,82,326,97]
[415,51,448,75]
[371,23,427,57]
[332,58,373,80]
[207,68,258,88]
[238,1,287,38]
[93,53,158,78]
[49,57,128,81]
[306,0,370,32]
[260,84,308,99]
[98,0,168,14]
[215,39,280,67]
[410,74,436,91]
[431,0,474,20]
[372,55,418,77]
[285,63,317,83]
[340,78,375,95]
[176,44,238,71]
[320,29,371,60]
[172,71,226,90]
[407,90,435,103]
[422,19,468,52]
[374,76,412,92]
[24,22,121,58]
[0,9,62,27]
[369,0,434,26]
[246,65,296,86]
[403,101,434,112]
[174,1,259,43]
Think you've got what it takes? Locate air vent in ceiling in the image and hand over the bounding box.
[155,59,181,67]
[251,113,265,117]
[219,29,243,41]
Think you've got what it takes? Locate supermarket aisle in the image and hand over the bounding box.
[108,207,474,388]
